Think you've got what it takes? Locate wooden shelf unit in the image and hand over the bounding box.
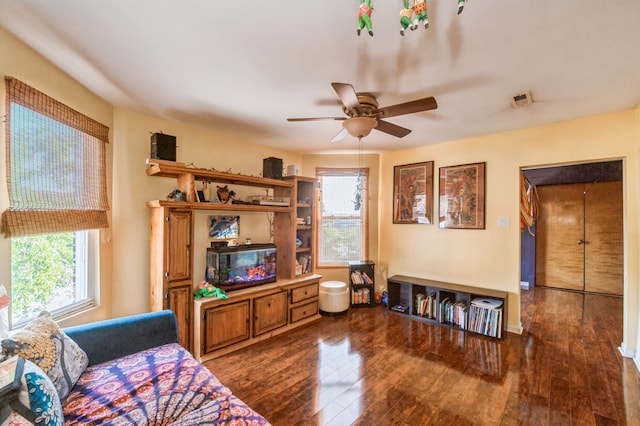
[274,176,318,279]
[146,161,294,200]
[349,261,375,307]
[146,160,321,355]
[387,275,508,339]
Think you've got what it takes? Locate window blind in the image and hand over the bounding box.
[316,167,369,266]
[2,77,110,237]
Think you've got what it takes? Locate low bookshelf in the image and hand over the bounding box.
[387,275,508,339]
[349,261,375,307]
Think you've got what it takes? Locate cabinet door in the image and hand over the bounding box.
[254,292,288,336]
[166,285,192,350]
[203,301,250,353]
[165,210,192,283]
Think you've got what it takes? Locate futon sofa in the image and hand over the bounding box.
[2,310,270,425]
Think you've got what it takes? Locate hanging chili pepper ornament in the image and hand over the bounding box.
[412,0,429,30]
[400,0,414,36]
[457,0,465,15]
[358,0,374,36]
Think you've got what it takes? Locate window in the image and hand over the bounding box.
[317,168,369,266]
[3,77,109,327]
[10,231,96,326]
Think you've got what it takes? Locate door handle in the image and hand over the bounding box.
[578,239,585,245]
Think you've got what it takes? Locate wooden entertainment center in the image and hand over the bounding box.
[146,160,321,359]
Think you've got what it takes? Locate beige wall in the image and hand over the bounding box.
[300,154,381,285]
[0,28,114,326]
[378,111,639,348]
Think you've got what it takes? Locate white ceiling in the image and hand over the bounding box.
[2,0,640,154]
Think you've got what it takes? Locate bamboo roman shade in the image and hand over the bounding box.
[2,77,110,237]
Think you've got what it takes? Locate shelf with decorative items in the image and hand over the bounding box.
[274,176,318,279]
[145,159,294,212]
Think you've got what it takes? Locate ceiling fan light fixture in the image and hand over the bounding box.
[342,116,377,138]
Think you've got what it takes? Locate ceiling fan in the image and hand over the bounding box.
[287,82,438,142]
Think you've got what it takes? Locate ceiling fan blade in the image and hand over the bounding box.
[374,119,412,138]
[377,96,437,119]
[287,117,346,122]
[330,128,348,143]
[331,82,362,114]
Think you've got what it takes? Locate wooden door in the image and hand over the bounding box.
[535,182,623,295]
[584,181,623,295]
[203,301,250,353]
[535,183,585,290]
[165,210,192,283]
[166,285,192,350]
[253,291,288,336]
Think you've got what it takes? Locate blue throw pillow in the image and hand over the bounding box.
[8,359,64,425]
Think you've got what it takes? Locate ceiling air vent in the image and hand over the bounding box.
[511,91,533,107]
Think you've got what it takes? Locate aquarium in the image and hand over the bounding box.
[206,243,277,291]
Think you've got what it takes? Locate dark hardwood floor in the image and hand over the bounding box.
[206,287,640,425]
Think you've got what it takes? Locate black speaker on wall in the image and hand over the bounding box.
[150,133,177,161]
[263,157,283,179]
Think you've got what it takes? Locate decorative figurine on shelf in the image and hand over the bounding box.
[358,0,374,37]
[167,188,184,201]
[400,0,414,36]
[457,0,465,15]
[216,185,236,204]
[412,0,429,30]
[194,281,228,300]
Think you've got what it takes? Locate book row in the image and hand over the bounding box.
[415,292,437,319]
[295,254,312,275]
[411,294,503,338]
[352,288,371,304]
[350,270,373,285]
[469,298,503,338]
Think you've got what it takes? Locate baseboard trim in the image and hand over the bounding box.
[619,341,637,370]
[507,323,524,335]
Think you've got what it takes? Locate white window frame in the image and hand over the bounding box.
[10,230,98,329]
[316,168,369,267]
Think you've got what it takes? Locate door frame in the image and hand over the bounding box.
[520,159,624,292]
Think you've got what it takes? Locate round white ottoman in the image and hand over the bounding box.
[319,280,349,315]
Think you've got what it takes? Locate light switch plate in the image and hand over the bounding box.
[497,217,510,228]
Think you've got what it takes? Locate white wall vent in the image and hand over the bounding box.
[511,91,533,107]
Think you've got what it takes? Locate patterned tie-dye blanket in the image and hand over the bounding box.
[63,343,270,425]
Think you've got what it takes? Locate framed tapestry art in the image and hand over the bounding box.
[393,161,434,224]
[439,162,486,229]
[208,215,240,239]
